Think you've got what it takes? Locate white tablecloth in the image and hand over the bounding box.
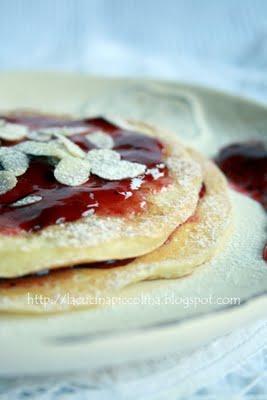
[0,1,266,398]
[0,320,266,400]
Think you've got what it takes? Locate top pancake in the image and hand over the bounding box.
[0,116,202,277]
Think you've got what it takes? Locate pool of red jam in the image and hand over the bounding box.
[215,141,267,261]
[0,113,171,234]
[215,141,267,209]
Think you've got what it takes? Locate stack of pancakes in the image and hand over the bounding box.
[0,116,232,313]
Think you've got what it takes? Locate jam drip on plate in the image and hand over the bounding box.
[0,113,171,234]
[215,141,267,261]
[215,141,267,209]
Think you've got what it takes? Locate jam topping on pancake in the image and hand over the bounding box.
[0,114,171,234]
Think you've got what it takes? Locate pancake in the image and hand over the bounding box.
[0,114,202,277]
[0,149,232,313]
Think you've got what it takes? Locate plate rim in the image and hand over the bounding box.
[1,69,267,111]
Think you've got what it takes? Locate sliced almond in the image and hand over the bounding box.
[15,140,67,159]
[54,156,91,186]
[36,126,87,137]
[91,159,146,180]
[54,133,85,158]
[10,195,42,207]
[27,131,52,142]
[0,148,29,176]
[0,121,29,141]
[87,149,120,164]
[86,131,114,149]
[0,171,17,195]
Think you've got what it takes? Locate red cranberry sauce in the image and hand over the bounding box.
[215,141,267,209]
[263,245,267,262]
[215,141,267,261]
[0,113,171,234]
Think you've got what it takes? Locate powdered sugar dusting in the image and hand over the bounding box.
[42,216,125,247]
[146,167,164,180]
[167,157,201,186]
[187,193,231,249]
[130,177,144,190]
[38,195,194,250]
[33,138,202,251]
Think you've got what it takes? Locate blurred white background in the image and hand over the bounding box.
[1,0,267,99]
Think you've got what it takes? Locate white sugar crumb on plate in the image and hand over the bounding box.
[86,131,114,149]
[0,120,29,141]
[0,148,29,176]
[0,171,17,195]
[10,195,42,208]
[54,156,91,186]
